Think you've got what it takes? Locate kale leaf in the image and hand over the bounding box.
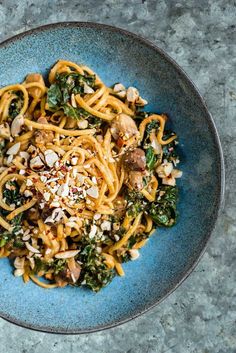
[8,92,24,119]
[148,185,178,227]
[3,181,24,207]
[0,181,25,248]
[125,189,146,217]
[47,72,96,120]
[162,131,179,162]
[146,146,157,170]
[77,237,115,292]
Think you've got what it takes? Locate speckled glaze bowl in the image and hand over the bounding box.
[0,22,224,333]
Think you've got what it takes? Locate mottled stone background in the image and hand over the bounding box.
[0,1,235,352]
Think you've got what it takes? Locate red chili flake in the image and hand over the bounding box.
[72,188,78,193]
[32,177,38,183]
[117,137,125,148]
[60,166,68,172]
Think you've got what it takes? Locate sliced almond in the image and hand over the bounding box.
[86,186,99,199]
[55,250,80,259]
[14,268,25,277]
[25,242,40,253]
[14,256,25,269]
[6,142,21,155]
[171,169,183,178]
[11,115,24,136]
[83,83,94,94]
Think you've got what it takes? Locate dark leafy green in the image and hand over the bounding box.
[125,189,146,217]
[8,92,24,119]
[145,120,159,136]
[146,146,157,170]
[0,181,25,248]
[162,131,179,162]
[33,258,67,275]
[3,181,25,207]
[47,72,96,120]
[148,185,178,227]
[77,237,115,292]
[0,139,5,157]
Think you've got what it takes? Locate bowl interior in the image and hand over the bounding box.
[0,23,223,333]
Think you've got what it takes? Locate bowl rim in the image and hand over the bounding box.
[0,21,225,334]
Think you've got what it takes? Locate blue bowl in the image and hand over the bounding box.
[0,22,224,333]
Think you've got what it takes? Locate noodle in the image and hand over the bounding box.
[0,60,181,292]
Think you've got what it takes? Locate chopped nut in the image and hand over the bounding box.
[89,224,97,239]
[57,183,69,197]
[83,83,94,94]
[6,142,21,155]
[86,186,99,199]
[44,149,59,168]
[129,249,140,260]
[43,192,51,201]
[0,122,11,139]
[44,208,65,223]
[30,155,44,170]
[55,250,80,259]
[162,175,176,186]
[126,87,139,103]
[24,190,33,197]
[14,256,25,269]
[77,119,88,129]
[101,220,111,231]
[14,268,25,277]
[136,96,148,106]
[93,213,101,220]
[171,169,183,178]
[26,178,33,187]
[71,157,78,166]
[11,115,24,136]
[113,83,126,92]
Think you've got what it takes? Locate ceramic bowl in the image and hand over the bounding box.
[0,22,224,333]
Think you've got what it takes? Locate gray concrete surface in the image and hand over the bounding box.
[0,1,235,352]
